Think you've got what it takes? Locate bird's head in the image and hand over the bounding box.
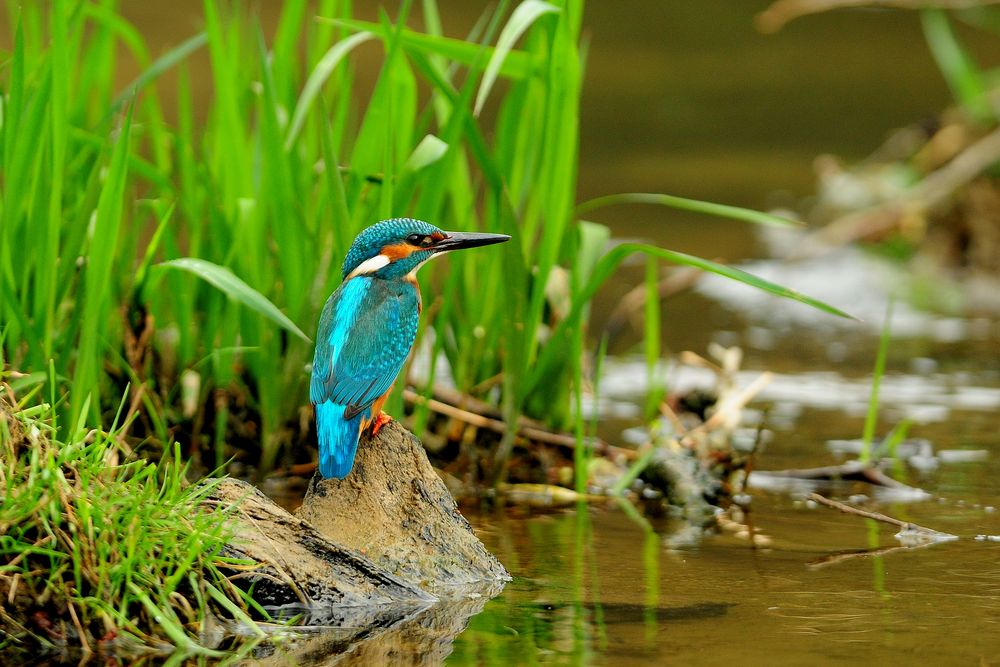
[341,218,510,281]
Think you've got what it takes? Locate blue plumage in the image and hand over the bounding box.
[315,402,362,478]
[311,275,419,479]
[311,218,510,479]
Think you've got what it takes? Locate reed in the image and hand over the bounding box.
[0,0,849,478]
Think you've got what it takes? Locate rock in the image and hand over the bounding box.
[296,419,510,594]
[203,479,433,612]
[204,419,508,625]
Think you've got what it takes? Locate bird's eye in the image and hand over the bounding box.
[406,234,434,248]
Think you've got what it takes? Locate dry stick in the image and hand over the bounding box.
[65,599,91,655]
[424,384,504,420]
[757,0,1000,33]
[678,350,724,375]
[808,543,923,569]
[808,492,949,536]
[401,389,637,461]
[658,400,688,437]
[760,460,921,491]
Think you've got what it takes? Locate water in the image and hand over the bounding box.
[454,502,1000,665]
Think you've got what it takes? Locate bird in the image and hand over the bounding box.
[310,218,510,479]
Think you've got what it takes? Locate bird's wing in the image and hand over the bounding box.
[310,277,419,418]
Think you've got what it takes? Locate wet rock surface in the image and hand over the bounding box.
[297,420,510,594]
[204,479,433,611]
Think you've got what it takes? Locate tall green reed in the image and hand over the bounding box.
[0,0,850,479]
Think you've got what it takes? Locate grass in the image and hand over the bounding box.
[922,7,996,126]
[0,379,260,655]
[860,297,894,465]
[0,0,850,481]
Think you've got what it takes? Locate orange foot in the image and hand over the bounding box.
[370,411,393,436]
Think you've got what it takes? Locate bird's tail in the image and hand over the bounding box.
[315,401,364,479]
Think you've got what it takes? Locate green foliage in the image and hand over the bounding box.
[861,297,894,464]
[155,258,311,344]
[0,386,257,653]
[922,8,996,125]
[0,0,847,477]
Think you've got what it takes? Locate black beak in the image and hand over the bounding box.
[434,231,511,252]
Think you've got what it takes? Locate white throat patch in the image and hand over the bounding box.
[405,250,449,281]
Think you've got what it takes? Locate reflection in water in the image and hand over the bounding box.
[251,596,493,666]
[444,508,739,665]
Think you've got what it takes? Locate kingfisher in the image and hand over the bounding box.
[310,218,510,479]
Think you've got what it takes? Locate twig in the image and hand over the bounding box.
[916,124,1000,205]
[678,350,724,375]
[66,599,91,655]
[658,400,688,437]
[402,389,636,460]
[807,543,929,568]
[808,493,956,543]
[808,492,911,528]
[757,0,1000,33]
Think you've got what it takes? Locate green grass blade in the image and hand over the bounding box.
[403,133,448,171]
[321,17,535,80]
[129,583,225,656]
[108,32,208,116]
[575,192,802,228]
[643,256,663,419]
[610,446,656,496]
[474,0,559,116]
[70,107,133,428]
[861,297,895,464]
[203,582,265,638]
[285,30,376,149]
[155,258,312,344]
[921,9,993,124]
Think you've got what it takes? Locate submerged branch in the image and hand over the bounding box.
[807,542,934,568]
[808,492,959,544]
[808,492,913,529]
